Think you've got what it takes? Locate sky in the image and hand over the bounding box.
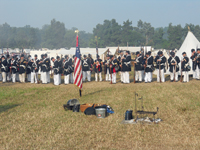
[0,0,199,33]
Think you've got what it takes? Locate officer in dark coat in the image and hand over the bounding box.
[51,56,59,85]
[82,55,91,82]
[44,54,51,83]
[6,54,11,81]
[18,54,27,83]
[1,55,7,83]
[144,51,154,83]
[133,51,143,83]
[190,49,197,79]
[155,51,166,82]
[94,55,103,81]
[168,52,180,82]
[109,55,118,84]
[122,51,131,83]
[181,52,190,82]
[63,55,72,84]
[11,55,18,83]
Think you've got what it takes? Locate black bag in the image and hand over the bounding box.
[84,104,96,115]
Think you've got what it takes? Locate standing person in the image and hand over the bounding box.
[11,55,18,83]
[155,51,166,83]
[181,52,190,83]
[168,52,180,82]
[144,52,154,83]
[82,55,91,82]
[196,49,200,79]
[38,54,43,83]
[94,55,103,82]
[16,55,20,82]
[133,51,143,83]
[58,56,62,84]
[104,54,111,81]
[190,49,197,79]
[120,55,126,83]
[31,54,39,84]
[70,55,75,84]
[109,55,118,84]
[122,51,131,83]
[18,54,27,83]
[26,55,32,82]
[41,54,50,84]
[44,54,51,83]
[118,51,124,82]
[6,54,11,82]
[63,55,72,85]
[51,57,59,86]
[1,55,7,83]
[88,54,94,80]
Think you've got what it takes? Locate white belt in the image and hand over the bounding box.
[20,65,26,69]
[147,65,151,68]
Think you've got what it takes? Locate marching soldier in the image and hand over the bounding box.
[133,51,143,83]
[168,51,180,82]
[63,55,72,85]
[94,55,103,82]
[144,51,154,83]
[122,51,131,83]
[82,55,91,82]
[31,54,40,84]
[190,49,197,79]
[51,56,60,86]
[104,54,111,81]
[6,54,11,82]
[10,55,18,83]
[26,55,32,82]
[1,55,7,83]
[109,55,118,84]
[196,49,200,79]
[18,54,27,83]
[181,52,190,82]
[155,51,166,82]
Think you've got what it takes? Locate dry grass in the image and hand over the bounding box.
[0,74,200,150]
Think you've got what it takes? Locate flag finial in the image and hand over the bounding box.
[75,30,79,36]
[188,26,190,31]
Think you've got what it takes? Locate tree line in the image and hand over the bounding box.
[0,19,200,50]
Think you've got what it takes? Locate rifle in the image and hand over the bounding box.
[159,61,161,83]
[134,62,136,83]
[174,61,176,82]
[144,58,147,75]
[180,61,183,82]
[110,59,112,84]
[104,55,106,81]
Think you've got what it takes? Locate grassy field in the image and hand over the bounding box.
[0,74,200,150]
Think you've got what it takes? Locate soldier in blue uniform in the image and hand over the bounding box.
[155,51,166,82]
[144,51,154,83]
[63,55,73,84]
[118,51,124,82]
[104,54,111,81]
[18,54,27,83]
[88,54,94,79]
[196,49,200,79]
[51,56,60,85]
[10,55,18,83]
[133,51,143,83]
[26,55,32,82]
[181,52,190,82]
[82,55,91,82]
[168,51,180,82]
[31,54,40,84]
[190,49,197,79]
[1,55,7,83]
[109,55,118,84]
[122,51,131,83]
[94,55,103,82]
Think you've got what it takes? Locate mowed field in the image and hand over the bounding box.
[0,74,200,150]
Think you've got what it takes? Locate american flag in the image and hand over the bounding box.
[74,35,82,90]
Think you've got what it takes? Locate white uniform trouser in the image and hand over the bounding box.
[112,73,116,83]
[70,73,74,83]
[12,73,16,83]
[106,68,111,81]
[19,73,25,83]
[135,71,142,82]
[170,72,178,81]
[121,72,125,82]
[83,71,91,81]
[64,75,70,84]
[31,71,38,83]
[95,72,102,81]
[27,73,31,82]
[157,69,165,82]
[124,72,130,83]
[54,74,59,85]
[183,71,189,82]
[145,72,152,82]
[59,74,61,84]
[2,72,6,82]
[0,73,2,81]
[41,72,47,84]
[47,71,50,83]
[7,72,11,81]
[16,72,19,81]
[196,67,200,79]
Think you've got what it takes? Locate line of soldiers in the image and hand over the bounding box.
[0,49,198,84]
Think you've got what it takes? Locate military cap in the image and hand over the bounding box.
[34,54,37,57]
[83,55,87,58]
[88,54,91,57]
[56,56,60,59]
[7,54,10,58]
[126,51,130,54]
[51,57,54,60]
[197,48,200,51]
[1,55,5,59]
[44,53,47,57]
[182,52,186,55]
[65,55,68,59]
[136,51,140,55]
[28,55,31,58]
[191,49,195,52]
[171,52,175,56]
[21,54,24,57]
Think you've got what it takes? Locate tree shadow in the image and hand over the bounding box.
[0,103,22,114]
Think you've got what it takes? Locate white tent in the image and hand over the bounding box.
[176,31,200,75]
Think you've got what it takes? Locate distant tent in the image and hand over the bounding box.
[176,30,200,75]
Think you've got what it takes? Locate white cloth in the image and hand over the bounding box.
[83,71,91,81]
[196,67,200,79]
[124,72,130,83]
[54,74,59,85]
[64,75,70,84]
[106,68,111,81]
[12,73,16,83]
[2,72,6,82]
[70,73,74,83]
[145,72,151,82]
[170,72,178,81]
[112,73,116,83]
[19,73,25,83]
[95,72,102,81]
[31,71,38,83]
[59,74,61,84]
[183,71,189,82]
[156,69,165,82]
[193,70,197,79]
[41,72,47,83]
[120,72,124,83]
[135,71,142,82]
